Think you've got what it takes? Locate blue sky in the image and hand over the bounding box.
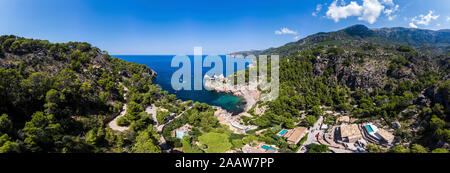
[0,0,449,55]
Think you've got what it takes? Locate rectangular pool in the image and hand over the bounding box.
[176,131,184,139]
[278,129,288,136]
[366,125,374,133]
[261,145,276,151]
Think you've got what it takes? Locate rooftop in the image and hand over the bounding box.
[286,127,308,144]
[376,129,394,142]
[340,124,362,138]
[336,116,350,123]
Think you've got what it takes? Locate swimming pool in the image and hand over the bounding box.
[278,129,288,136]
[176,131,184,139]
[366,125,374,133]
[261,145,276,150]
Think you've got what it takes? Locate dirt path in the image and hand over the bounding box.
[108,86,129,132]
[108,103,129,132]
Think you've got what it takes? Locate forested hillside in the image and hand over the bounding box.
[0,24,449,153]
[242,25,449,152]
[0,35,172,152]
[0,35,248,153]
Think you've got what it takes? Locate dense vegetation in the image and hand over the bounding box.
[0,35,172,152]
[1,24,449,153]
[242,25,449,152]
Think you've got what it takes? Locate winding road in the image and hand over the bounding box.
[146,105,192,152]
[108,86,129,132]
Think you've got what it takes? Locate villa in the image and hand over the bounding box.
[283,127,308,144]
[339,124,362,143]
[377,129,395,143]
[362,123,394,144]
[174,124,191,139]
[336,116,350,124]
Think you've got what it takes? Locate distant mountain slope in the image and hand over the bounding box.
[230,25,450,57]
[238,25,450,152]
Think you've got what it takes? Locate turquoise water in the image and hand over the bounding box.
[261,145,276,150]
[176,131,184,139]
[115,55,251,114]
[366,125,374,132]
[278,129,288,136]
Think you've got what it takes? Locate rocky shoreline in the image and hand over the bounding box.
[204,74,260,112]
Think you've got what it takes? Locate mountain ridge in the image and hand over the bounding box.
[230,24,450,57]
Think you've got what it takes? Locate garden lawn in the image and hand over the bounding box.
[198,132,232,153]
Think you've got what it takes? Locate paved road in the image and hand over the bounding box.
[298,116,323,153]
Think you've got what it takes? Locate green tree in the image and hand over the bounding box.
[85,129,99,146]
[302,115,317,127]
[117,116,130,127]
[44,89,62,115]
[231,139,244,149]
[132,129,161,153]
[430,116,445,130]
[125,101,143,122]
[410,144,427,153]
[390,145,409,153]
[366,143,383,153]
[431,148,449,153]
[0,114,12,135]
[306,143,329,153]
[23,111,62,151]
[0,134,20,153]
[311,105,323,117]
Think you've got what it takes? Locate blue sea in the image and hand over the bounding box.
[115,55,252,114]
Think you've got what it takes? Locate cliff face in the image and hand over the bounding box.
[230,25,449,92]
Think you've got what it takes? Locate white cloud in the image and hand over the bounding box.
[410,10,439,27]
[388,15,397,21]
[381,0,394,6]
[326,1,363,22]
[447,16,450,22]
[294,35,300,40]
[358,0,385,24]
[275,28,298,35]
[325,0,396,24]
[316,4,323,11]
[384,4,398,21]
[409,22,418,28]
[312,4,324,16]
[384,4,398,16]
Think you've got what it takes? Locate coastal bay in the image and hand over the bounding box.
[115,55,252,114]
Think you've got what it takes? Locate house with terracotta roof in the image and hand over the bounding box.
[284,127,308,144]
[376,129,395,144]
[339,124,362,143]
